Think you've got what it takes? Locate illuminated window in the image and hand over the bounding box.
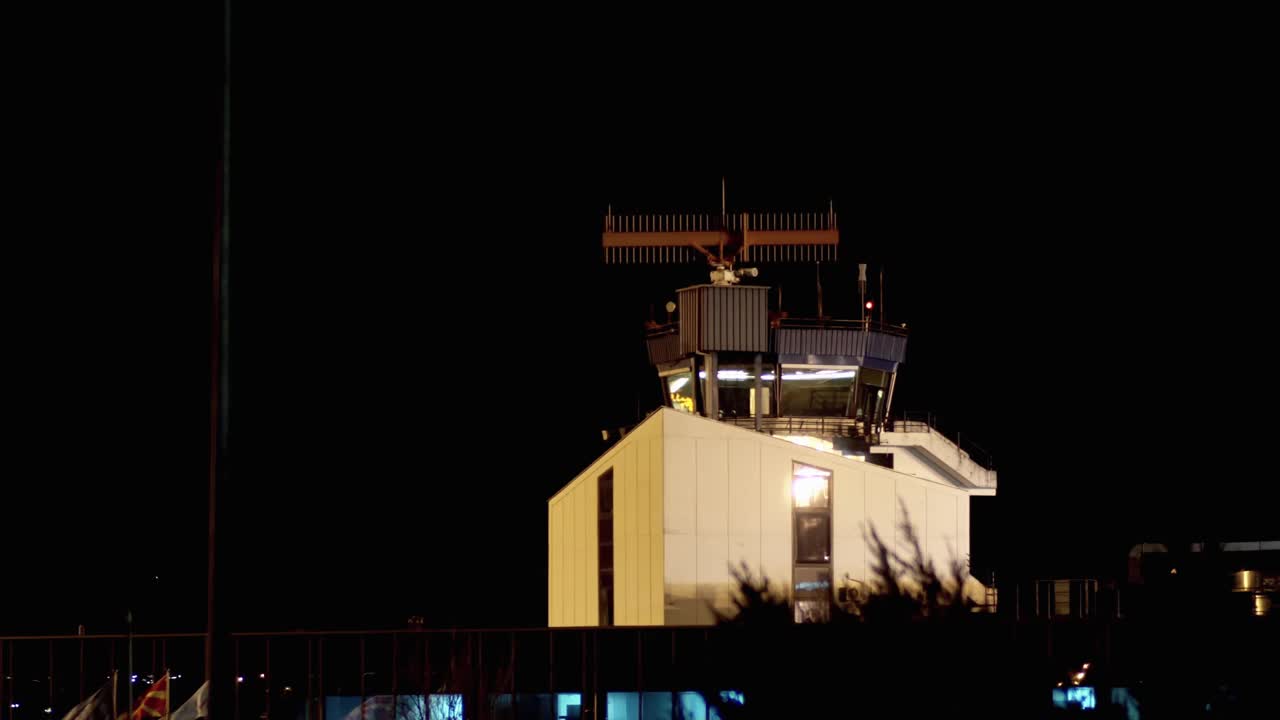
[792,462,832,622]
[556,694,582,720]
[661,368,696,414]
[779,365,858,417]
[428,694,463,720]
[792,463,831,508]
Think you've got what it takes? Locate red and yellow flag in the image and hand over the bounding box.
[127,673,169,720]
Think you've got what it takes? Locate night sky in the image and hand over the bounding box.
[3,15,1275,635]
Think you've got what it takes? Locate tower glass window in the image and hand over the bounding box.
[660,368,696,414]
[715,365,772,419]
[779,365,858,417]
[854,368,891,424]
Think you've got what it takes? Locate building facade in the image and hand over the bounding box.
[551,208,997,628]
[549,407,995,627]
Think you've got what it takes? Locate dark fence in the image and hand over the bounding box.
[2,619,1276,718]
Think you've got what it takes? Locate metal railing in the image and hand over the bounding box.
[721,415,865,437]
[892,411,995,470]
[644,322,678,339]
[773,317,910,337]
[648,318,910,338]
[5,619,1278,718]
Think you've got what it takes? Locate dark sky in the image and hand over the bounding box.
[3,14,1275,634]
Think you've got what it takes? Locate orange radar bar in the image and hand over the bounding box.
[602,209,838,265]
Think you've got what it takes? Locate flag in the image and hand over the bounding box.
[61,680,113,720]
[128,674,169,720]
[166,682,208,720]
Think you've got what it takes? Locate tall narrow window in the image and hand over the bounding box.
[792,462,833,622]
[598,469,614,626]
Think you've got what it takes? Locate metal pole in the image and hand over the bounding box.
[317,639,325,720]
[233,639,240,720]
[206,1,232,717]
[816,262,824,318]
[127,611,134,714]
[880,268,885,326]
[306,639,312,720]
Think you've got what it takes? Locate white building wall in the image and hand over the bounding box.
[694,437,730,624]
[727,435,763,597]
[832,465,867,592]
[865,470,896,573]
[551,408,982,627]
[549,410,664,627]
[661,409,975,622]
[663,433,699,625]
[758,442,793,599]
[927,488,959,573]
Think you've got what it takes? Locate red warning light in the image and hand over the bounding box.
[865,301,874,310]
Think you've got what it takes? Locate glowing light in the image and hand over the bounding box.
[259,673,266,679]
[865,301,874,310]
[781,371,856,380]
[236,677,244,684]
[795,581,830,592]
[792,464,831,507]
[430,694,464,720]
[1082,663,1090,670]
[1066,687,1096,710]
[781,435,836,454]
[668,377,689,392]
[554,694,581,720]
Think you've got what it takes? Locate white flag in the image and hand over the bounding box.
[167,682,208,720]
[60,682,112,720]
